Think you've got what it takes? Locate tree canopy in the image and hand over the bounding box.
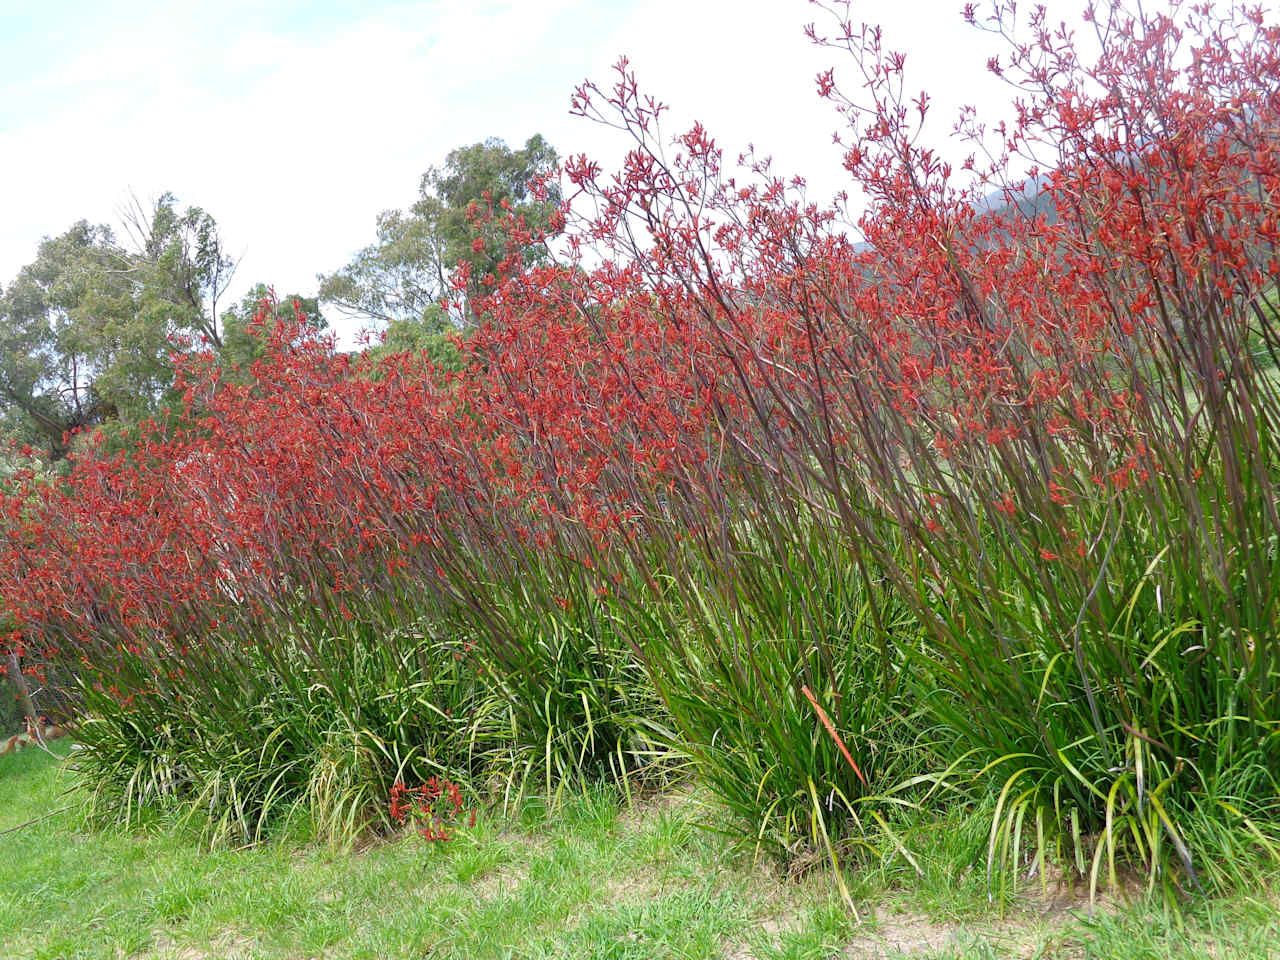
[0,220,141,458]
[0,194,245,458]
[319,134,559,332]
[1,135,557,461]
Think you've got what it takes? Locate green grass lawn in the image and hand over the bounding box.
[3,744,1278,960]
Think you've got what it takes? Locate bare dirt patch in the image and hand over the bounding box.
[471,860,531,899]
[141,930,256,960]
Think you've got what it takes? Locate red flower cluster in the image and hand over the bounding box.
[389,777,474,842]
[0,0,1275,777]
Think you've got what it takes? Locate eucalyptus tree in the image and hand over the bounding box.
[320,134,559,337]
[0,194,240,458]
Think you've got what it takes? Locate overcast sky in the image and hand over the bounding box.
[1,0,1081,341]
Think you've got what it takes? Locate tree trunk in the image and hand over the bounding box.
[5,649,37,730]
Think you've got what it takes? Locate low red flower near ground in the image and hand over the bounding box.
[389,778,475,843]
